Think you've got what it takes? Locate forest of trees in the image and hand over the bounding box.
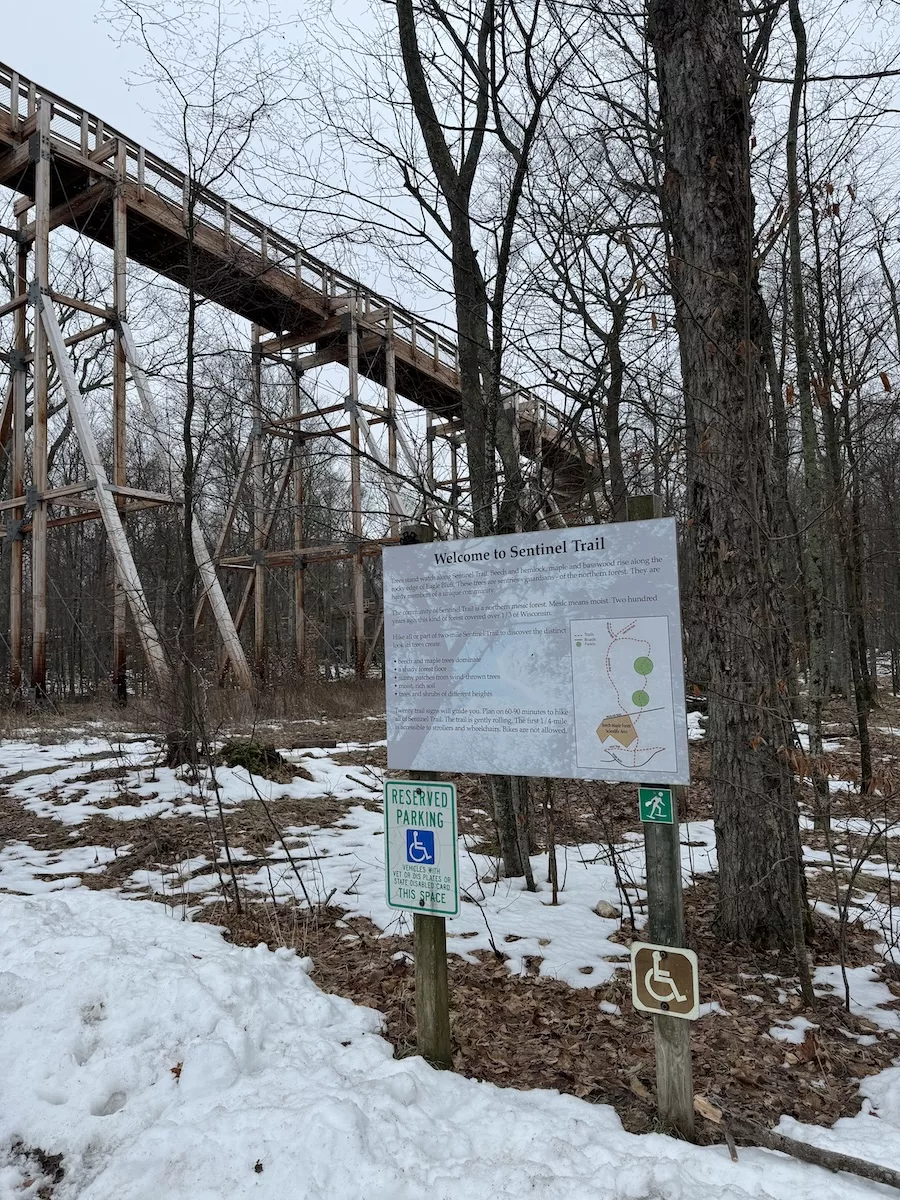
[2,0,900,960]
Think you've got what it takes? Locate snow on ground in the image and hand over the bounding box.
[0,730,723,988]
[204,809,718,988]
[1,888,898,1200]
[7,724,900,1194]
[4,738,381,826]
[0,842,125,895]
[687,710,704,740]
[792,723,844,754]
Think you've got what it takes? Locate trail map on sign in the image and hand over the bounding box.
[571,615,678,775]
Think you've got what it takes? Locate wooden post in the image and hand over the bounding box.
[112,139,128,703]
[30,101,51,696]
[385,312,400,539]
[413,909,452,1067]
[9,206,27,691]
[347,306,366,678]
[407,765,451,1068]
[403,521,452,1068]
[292,351,306,673]
[251,325,266,681]
[626,492,694,1140]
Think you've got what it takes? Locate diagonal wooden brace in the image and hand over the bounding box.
[40,297,175,696]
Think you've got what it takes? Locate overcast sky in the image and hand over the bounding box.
[5,1,163,148]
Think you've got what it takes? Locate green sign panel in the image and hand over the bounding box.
[638,786,674,824]
[384,779,459,918]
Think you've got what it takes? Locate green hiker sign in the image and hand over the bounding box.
[638,786,674,824]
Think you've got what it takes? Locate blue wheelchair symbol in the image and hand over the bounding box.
[406,828,435,864]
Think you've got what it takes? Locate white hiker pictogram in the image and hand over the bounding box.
[644,950,687,1005]
[646,791,667,818]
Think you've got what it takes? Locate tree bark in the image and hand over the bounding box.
[647,0,809,947]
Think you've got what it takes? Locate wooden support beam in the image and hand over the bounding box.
[363,609,384,675]
[194,438,252,630]
[0,294,28,320]
[0,480,94,511]
[218,538,397,568]
[349,396,408,525]
[9,206,26,690]
[223,451,294,640]
[89,137,118,165]
[63,320,112,349]
[40,296,174,696]
[191,516,254,692]
[112,138,128,702]
[107,483,175,505]
[30,101,50,694]
[258,313,346,356]
[347,307,366,678]
[20,182,112,244]
[0,141,32,186]
[0,500,163,536]
[50,291,116,321]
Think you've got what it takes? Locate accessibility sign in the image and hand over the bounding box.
[638,786,674,824]
[384,779,459,918]
[631,941,699,1020]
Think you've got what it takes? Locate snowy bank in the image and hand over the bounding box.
[0,890,897,1199]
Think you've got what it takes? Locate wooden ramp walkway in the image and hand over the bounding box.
[0,62,597,492]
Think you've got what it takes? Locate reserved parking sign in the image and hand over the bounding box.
[384,779,459,917]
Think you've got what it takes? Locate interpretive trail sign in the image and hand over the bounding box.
[383,519,689,784]
[384,779,459,918]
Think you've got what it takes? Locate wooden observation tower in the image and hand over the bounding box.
[0,62,599,697]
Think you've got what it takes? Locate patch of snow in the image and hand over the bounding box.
[2,735,382,827]
[769,1016,818,1044]
[0,889,895,1200]
[0,842,123,895]
[814,965,900,1031]
[687,711,705,740]
[699,1001,728,1018]
[792,723,842,753]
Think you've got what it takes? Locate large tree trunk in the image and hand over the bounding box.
[647,0,809,949]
